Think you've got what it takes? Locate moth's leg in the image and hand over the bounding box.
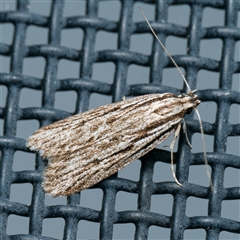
[194,108,213,191]
[170,122,182,186]
[182,119,192,149]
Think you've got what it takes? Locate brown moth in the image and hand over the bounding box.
[26,8,208,197]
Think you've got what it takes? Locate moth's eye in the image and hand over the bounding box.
[186,108,193,114]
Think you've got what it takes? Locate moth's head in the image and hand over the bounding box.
[186,94,201,114]
[178,92,201,114]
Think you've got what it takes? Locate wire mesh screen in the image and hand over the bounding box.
[0,0,240,239]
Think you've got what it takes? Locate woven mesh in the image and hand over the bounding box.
[0,0,240,239]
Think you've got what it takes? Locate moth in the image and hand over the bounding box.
[26,8,208,197]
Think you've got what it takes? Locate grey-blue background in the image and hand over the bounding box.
[0,1,239,239]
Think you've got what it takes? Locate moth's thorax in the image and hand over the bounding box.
[178,93,200,111]
[152,93,200,117]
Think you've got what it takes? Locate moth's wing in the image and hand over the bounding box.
[27,94,174,159]
[43,125,177,196]
[27,93,183,196]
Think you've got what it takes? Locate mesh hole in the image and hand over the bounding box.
[29,0,51,16]
[127,64,150,85]
[156,132,178,152]
[229,103,240,124]
[13,151,35,171]
[221,199,240,221]
[149,226,170,240]
[89,93,111,110]
[17,119,39,139]
[99,1,120,21]
[184,229,206,239]
[224,167,240,188]
[7,215,29,235]
[168,5,190,26]
[1,1,16,11]
[1,23,14,44]
[42,218,65,239]
[77,221,99,240]
[96,31,117,50]
[232,73,240,91]
[115,191,138,211]
[26,26,48,45]
[54,90,77,112]
[118,159,141,182]
[151,194,173,215]
[188,165,211,187]
[19,88,42,108]
[61,28,83,50]
[92,62,115,84]
[113,223,135,239]
[130,33,152,55]
[10,183,33,205]
[186,196,208,217]
[234,41,240,61]
[200,39,222,61]
[23,57,45,78]
[1,56,11,73]
[191,133,214,153]
[197,70,219,90]
[0,119,3,136]
[57,59,80,79]
[162,67,185,89]
[194,101,217,123]
[153,161,174,183]
[63,1,85,17]
[166,36,187,56]
[80,189,103,210]
[133,3,155,22]
[0,85,8,108]
[226,136,240,156]
[44,195,66,206]
[220,231,240,240]
[202,7,224,27]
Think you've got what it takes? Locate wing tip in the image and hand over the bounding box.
[26,141,44,154]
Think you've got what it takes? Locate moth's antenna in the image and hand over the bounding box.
[139,7,192,94]
[170,123,182,186]
[140,7,213,191]
[182,119,192,149]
